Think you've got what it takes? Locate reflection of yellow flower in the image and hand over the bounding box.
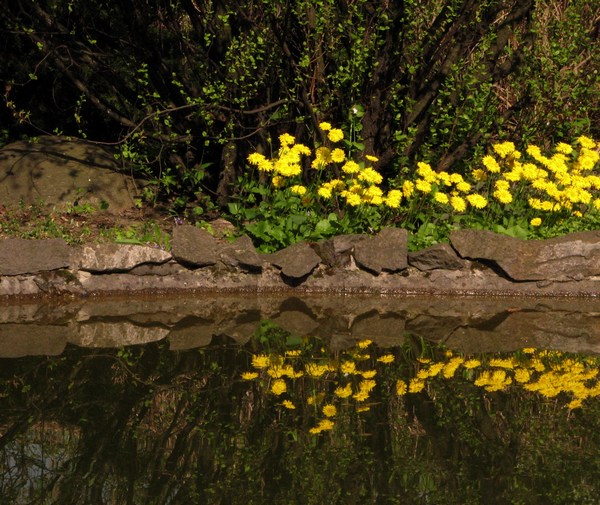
[362,370,377,379]
[463,359,481,369]
[252,354,270,369]
[357,339,372,349]
[241,372,259,380]
[281,400,295,409]
[366,154,379,162]
[341,361,357,374]
[334,384,353,398]
[270,379,287,395]
[309,419,335,434]
[377,354,395,364]
[396,379,408,395]
[409,378,425,393]
[323,404,337,417]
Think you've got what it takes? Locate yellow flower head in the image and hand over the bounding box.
[402,180,415,198]
[334,383,353,398]
[358,167,383,185]
[319,122,332,131]
[241,372,259,380]
[384,189,402,208]
[434,192,449,205]
[342,160,361,174]
[377,354,395,364]
[530,217,542,227]
[493,141,516,159]
[466,193,487,209]
[396,379,408,395]
[279,133,295,147]
[331,148,346,163]
[281,399,296,409]
[290,185,307,195]
[328,128,344,143]
[252,354,270,369]
[366,154,379,162]
[482,155,501,173]
[450,195,467,212]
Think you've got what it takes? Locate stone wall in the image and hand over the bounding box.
[1,225,600,299]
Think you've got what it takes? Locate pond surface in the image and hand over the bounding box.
[1,295,600,504]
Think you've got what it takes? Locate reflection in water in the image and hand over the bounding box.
[1,322,600,504]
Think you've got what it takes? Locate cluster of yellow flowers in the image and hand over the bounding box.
[398,348,600,410]
[247,122,599,228]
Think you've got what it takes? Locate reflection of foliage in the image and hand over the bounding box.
[0,331,600,504]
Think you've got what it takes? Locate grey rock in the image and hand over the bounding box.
[315,234,366,268]
[354,227,408,274]
[77,243,172,272]
[219,235,263,271]
[0,238,71,275]
[0,136,141,212]
[172,224,218,267]
[0,324,68,357]
[408,243,468,271]
[269,242,322,279]
[450,229,600,281]
[72,321,170,347]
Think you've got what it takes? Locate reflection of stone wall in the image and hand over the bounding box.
[1,226,599,299]
[1,291,600,358]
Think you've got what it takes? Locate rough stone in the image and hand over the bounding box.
[0,238,71,275]
[353,227,408,274]
[315,234,366,268]
[269,242,322,279]
[450,229,600,281]
[77,243,172,272]
[219,234,263,271]
[408,243,468,271]
[171,224,219,267]
[72,321,170,348]
[0,136,141,212]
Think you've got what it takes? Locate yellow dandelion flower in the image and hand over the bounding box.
[434,192,449,205]
[493,141,516,158]
[279,133,295,147]
[530,217,542,227]
[450,195,467,212]
[567,398,583,410]
[377,354,395,364]
[456,181,472,193]
[323,404,337,417]
[319,121,332,131]
[318,185,333,199]
[358,167,383,185]
[331,148,346,163]
[342,160,361,174]
[328,128,344,143]
[290,185,307,195]
[362,370,377,379]
[415,178,432,194]
[493,189,513,204]
[357,339,373,349]
[466,193,487,209]
[396,379,408,395]
[270,379,287,395]
[482,155,501,173]
[577,136,596,149]
[402,180,415,198]
[271,175,284,188]
[241,372,259,380]
[384,189,402,208]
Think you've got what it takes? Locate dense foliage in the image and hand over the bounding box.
[1,0,598,218]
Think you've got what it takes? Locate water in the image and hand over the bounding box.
[1,294,599,504]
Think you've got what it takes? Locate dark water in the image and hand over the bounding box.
[1,295,600,504]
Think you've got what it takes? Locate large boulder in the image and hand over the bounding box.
[450,229,600,281]
[0,136,141,212]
